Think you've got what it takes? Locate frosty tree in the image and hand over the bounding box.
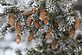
[0,0,82,55]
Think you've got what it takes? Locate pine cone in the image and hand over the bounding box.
[45,33,52,39]
[16,35,21,44]
[68,28,75,37]
[15,22,21,35]
[28,34,34,42]
[51,40,57,49]
[45,29,52,39]
[39,8,48,20]
[43,18,49,25]
[34,20,40,29]
[8,13,15,28]
[26,16,32,26]
[73,17,81,30]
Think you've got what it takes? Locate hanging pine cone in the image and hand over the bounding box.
[16,35,21,44]
[15,22,21,44]
[68,28,75,37]
[45,32,52,39]
[68,16,81,38]
[27,34,34,42]
[73,17,81,30]
[15,22,21,36]
[43,18,49,25]
[45,28,52,39]
[8,13,15,28]
[34,19,40,29]
[51,40,58,49]
[39,8,47,16]
[39,8,48,21]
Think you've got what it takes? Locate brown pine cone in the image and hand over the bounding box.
[8,13,15,28]
[34,20,40,29]
[16,35,21,44]
[68,28,75,37]
[28,34,34,42]
[39,8,48,20]
[51,40,57,49]
[45,28,52,39]
[73,17,81,30]
[15,22,21,35]
[43,18,49,25]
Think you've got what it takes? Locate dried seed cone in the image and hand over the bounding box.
[39,9,48,20]
[8,13,15,28]
[68,28,75,37]
[68,17,81,37]
[39,8,47,16]
[45,28,52,39]
[43,18,48,25]
[45,33,52,39]
[16,35,21,44]
[51,40,57,49]
[28,34,33,42]
[15,22,21,35]
[34,20,40,29]
[74,17,81,30]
